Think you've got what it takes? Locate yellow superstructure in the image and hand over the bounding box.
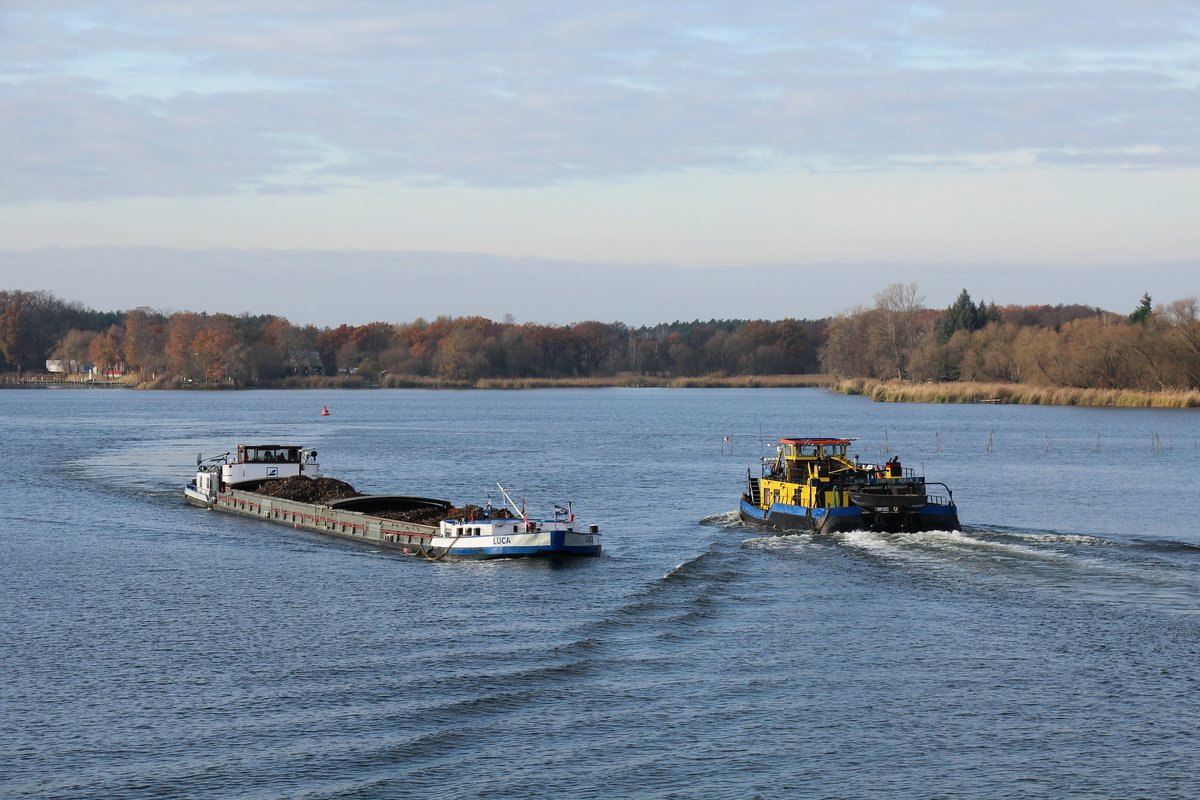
[753,437,863,511]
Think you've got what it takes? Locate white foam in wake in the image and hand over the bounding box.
[742,533,813,552]
[838,527,1070,564]
[699,510,742,527]
[1002,532,1116,547]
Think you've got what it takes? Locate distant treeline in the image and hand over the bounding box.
[0,290,822,385]
[2,286,1196,391]
[822,285,1200,392]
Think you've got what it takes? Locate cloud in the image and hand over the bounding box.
[2,1,1198,202]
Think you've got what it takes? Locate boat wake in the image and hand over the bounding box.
[741,532,814,552]
[740,521,1200,612]
[661,544,739,586]
[1001,532,1115,546]
[574,540,746,644]
[1129,538,1200,555]
[698,510,741,527]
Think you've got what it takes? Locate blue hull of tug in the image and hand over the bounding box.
[739,498,959,534]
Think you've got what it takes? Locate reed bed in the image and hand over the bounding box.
[833,379,1200,409]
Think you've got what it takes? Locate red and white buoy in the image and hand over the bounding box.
[321,404,330,417]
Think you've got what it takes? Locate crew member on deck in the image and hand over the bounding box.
[886,456,901,479]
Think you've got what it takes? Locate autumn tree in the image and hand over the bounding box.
[820,307,876,378]
[0,290,118,371]
[88,325,124,375]
[164,312,205,380]
[1162,297,1200,388]
[192,327,241,383]
[316,324,357,375]
[53,329,97,370]
[960,324,1023,383]
[123,308,167,375]
[0,300,29,370]
[433,324,487,381]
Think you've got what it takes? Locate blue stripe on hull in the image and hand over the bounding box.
[445,544,601,559]
[739,499,768,521]
[740,498,959,533]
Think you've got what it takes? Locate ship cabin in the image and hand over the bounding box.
[758,437,903,511]
[768,438,859,482]
[221,443,320,487]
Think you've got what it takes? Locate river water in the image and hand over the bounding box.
[2,388,1199,799]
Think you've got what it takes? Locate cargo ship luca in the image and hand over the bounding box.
[740,437,959,534]
[184,443,600,560]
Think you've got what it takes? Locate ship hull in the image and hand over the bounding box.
[426,528,601,560]
[183,484,213,508]
[740,498,959,534]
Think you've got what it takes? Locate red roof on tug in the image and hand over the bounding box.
[779,438,852,445]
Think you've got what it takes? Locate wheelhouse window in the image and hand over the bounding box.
[242,446,300,463]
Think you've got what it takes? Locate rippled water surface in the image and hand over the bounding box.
[3,388,1199,799]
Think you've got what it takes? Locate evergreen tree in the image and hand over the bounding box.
[978,301,1002,325]
[937,289,980,343]
[1128,292,1152,324]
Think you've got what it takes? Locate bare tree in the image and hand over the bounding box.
[872,283,925,380]
[1163,297,1200,387]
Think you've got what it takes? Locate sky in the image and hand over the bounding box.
[1,2,1198,325]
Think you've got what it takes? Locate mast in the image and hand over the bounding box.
[497,483,526,522]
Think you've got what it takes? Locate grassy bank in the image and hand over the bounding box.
[832,379,1200,409]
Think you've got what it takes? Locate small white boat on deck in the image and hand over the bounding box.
[427,484,601,560]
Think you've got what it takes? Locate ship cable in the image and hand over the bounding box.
[420,534,461,561]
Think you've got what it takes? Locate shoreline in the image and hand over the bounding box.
[0,373,834,390]
[4,372,1198,407]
